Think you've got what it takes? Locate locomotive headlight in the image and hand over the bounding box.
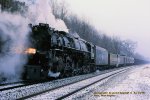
[25,48,36,54]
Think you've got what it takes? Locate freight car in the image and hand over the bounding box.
[24,23,134,80]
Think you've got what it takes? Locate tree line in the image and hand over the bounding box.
[0,0,27,13]
[0,0,143,59]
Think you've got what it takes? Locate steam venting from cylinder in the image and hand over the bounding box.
[0,11,30,81]
[0,0,68,82]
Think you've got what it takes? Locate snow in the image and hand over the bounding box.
[0,66,137,100]
[28,67,129,99]
[48,71,60,78]
[0,68,116,99]
[70,64,150,100]
[103,64,150,100]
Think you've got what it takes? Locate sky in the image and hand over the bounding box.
[65,0,150,59]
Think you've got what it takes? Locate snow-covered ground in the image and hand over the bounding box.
[28,67,127,100]
[70,64,150,100]
[0,67,125,100]
[1,65,147,100]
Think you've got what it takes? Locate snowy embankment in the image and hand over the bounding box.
[28,67,127,100]
[0,67,123,100]
[0,66,130,100]
[72,64,150,100]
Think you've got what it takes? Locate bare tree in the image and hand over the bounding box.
[49,0,68,20]
[111,37,122,54]
[121,40,137,56]
[0,0,27,13]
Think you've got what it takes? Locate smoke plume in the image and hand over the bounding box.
[24,0,68,32]
[0,0,68,81]
[0,10,30,81]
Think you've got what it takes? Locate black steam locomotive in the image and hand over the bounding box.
[24,23,134,80]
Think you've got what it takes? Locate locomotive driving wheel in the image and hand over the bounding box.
[61,56,75,78]
[82,65,90,74]
[72,61,79,76]
[48,56,64,78]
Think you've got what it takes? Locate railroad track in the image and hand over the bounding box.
[21,67,131,100]
[57,69,126,100]
[0,81,25,86]
[0,80,52,92]
[0,66,134,100]
[0,82,25,91]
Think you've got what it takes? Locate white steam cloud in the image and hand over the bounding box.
[0,10,30,81]
[26,0,68,32]
[0,0,68,81]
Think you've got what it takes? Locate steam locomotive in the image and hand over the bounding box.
[24,23,134,80]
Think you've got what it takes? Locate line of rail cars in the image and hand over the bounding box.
[24,23,134,80]
[95,47,134,69]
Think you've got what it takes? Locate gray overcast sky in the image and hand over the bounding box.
[65,0,150,58]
